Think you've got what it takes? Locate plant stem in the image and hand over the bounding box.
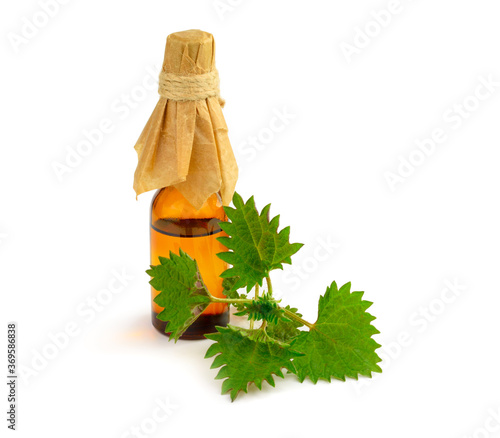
[282,307,315,330]
[265,276,273,296]
[210,296,252,305]
[250,284,260,330]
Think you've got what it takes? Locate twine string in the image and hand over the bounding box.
[158,69,225,107]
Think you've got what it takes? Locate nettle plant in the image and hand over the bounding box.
[148,193,382,401]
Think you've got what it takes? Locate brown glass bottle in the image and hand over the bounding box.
[150,187,229,339]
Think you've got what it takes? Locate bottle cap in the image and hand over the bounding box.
[162,29,215,74]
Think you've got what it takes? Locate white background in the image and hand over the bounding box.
[2,0,500,437]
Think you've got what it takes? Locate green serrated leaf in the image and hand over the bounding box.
[148,249,211,342]
[222,277,240,295]
[217,193,303,292]
[233,293,287,325]
[292,282,382,383]
[221,277,247,311]
[205,325,302,401]
[266,306,304,344]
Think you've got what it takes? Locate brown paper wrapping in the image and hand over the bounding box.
[133,30,238,210]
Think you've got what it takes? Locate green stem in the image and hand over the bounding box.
[210,296,252,305]
[282,307,315,330]
[265,276,273,296]
[259,319,267,331]
[250,284,260,330]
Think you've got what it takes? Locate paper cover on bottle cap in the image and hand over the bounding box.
[133,29,238,210]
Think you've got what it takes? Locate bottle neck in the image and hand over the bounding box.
[151,187,225,221]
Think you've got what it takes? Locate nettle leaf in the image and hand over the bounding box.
[221,277,247,311]
[222,277,240,296]
[205,325,302,401]
[147,250,211,342]
[292,282,382,383]
[266,306,304,344]
[217,193,303,292]
[234,293,289,324]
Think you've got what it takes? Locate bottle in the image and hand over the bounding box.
[150,187,229,339]
[133,30,238,339]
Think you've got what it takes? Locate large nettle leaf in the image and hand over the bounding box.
[292,282,382,383]
[217,193,303,292]
[205,325,303,401]
[147,250,211,341]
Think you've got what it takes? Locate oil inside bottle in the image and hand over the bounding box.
[150,214,229,339]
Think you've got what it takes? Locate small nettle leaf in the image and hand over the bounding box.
[292,282,382,383]
[222,277,240,295]
[205,325,302,401]
[266,306,304,344]
[147,250,211,342]
[221,277,247,311]
[217,193,303,292]
[233,293,289,324]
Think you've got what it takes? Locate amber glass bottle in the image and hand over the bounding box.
[134,30,237,339]
[150,187,229,339]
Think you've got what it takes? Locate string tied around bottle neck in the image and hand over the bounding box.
[158,69,225,107]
